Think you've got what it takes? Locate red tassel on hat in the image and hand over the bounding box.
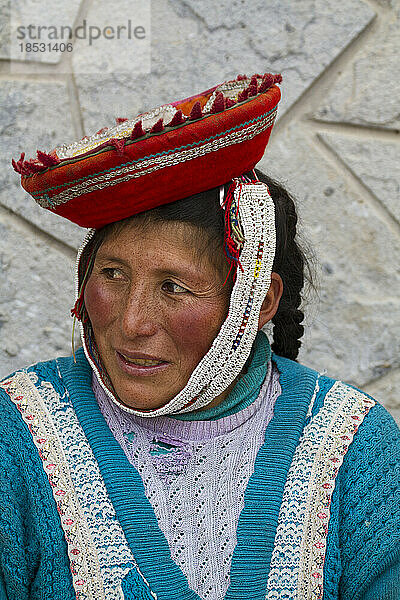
[11,153,25,174]
[259,73,274,93]
[36,150,60,167]
[225,97,236,108]
[168,109,185,127]
[130,120,145,140]
[25,160,46,174]
[211,92,225,113]
[247,82,258,97]
[189,101,203,120]
[150,118,164,133]
[109,138,126,155]
[12,152,48,176]
[250,75,258,88]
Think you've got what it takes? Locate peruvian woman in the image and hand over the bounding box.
[2,73,399,600]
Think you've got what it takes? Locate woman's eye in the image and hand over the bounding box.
[162,280,188,294]
[101,267,124,280]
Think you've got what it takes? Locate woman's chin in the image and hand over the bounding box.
[113,386,178,412]
[106,359,182,411]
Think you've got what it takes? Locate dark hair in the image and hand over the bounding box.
[79,169,312,361]
[255,168,310,360]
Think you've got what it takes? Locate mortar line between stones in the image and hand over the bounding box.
[365,365,400,391]
[68,72,85,139]
[0,54,78,78]
[70,0,95,47]
[0,205,77,259]
[171,0,246,32]
[306,119,400,142]
[312,131,400,237]
[273,13,378,137]
[64,0,93,140]
[0,67,69,80]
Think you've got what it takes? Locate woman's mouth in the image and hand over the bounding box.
[116,351,169,375]
[122,355,163,366]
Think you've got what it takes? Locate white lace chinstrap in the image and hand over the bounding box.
[94,362,281,600]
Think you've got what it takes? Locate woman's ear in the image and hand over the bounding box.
[258,272,283,330]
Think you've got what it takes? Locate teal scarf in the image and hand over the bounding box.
[172,330,271,421]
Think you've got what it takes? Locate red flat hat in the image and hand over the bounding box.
[12,72,282,229]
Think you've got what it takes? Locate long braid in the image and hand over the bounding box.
[255,169,310,361]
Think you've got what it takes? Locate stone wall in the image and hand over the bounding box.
[1,0,399,421]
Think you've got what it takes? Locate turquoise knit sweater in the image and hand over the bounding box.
[0,350,399,599]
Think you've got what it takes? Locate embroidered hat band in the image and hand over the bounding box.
[12,73,281,229]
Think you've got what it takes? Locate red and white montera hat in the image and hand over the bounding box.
[12,72,282,416]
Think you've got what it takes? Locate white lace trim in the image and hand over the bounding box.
[0,370,156,600]
[266,381,375,600]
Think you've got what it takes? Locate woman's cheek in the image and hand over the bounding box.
[169,301,226,354]
[84,276,118,327]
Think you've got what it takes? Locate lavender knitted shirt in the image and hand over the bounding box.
[93,336,281,600]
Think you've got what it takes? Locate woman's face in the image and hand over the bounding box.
[84,221,231,411]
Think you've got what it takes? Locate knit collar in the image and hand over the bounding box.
[171,330,271,421]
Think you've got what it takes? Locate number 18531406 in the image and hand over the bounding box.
[19,42,73,53]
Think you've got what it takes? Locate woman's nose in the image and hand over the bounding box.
[120,288,159,338]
